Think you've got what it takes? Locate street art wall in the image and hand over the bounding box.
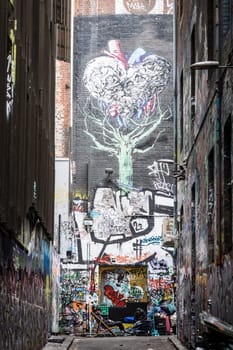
[54,158,70,259]
[63,0,174,326]
[0,226,51,350]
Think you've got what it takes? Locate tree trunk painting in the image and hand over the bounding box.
[82,40,171,191]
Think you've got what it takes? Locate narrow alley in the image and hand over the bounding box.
[0,1,233,350]
[42,335,187,350]
[69,335,185,350]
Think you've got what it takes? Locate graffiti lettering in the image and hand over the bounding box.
[129,285,144,300]
[123,0,156,14]
[6,54,14,119]
[153,181,174,196]
[128,266,147,279]
[141,235,161,245]
[132,220,143,232]
[148,160,174,197]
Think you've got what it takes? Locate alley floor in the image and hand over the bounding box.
[68,335,187,350]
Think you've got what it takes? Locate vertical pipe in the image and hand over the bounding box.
[58,214,61,254]
[70,0,74,129]
[173,0,179,337]
[173,0,178,250]
[87,162,91,213]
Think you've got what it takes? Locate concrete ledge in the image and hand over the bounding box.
[41,335,74,350]
[168,335,188,350]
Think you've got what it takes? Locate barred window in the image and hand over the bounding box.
[221,0,231,35]
[54,0,71,62]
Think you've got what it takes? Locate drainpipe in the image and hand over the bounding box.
[58,214,61,254]
[173,1,178,273]
[173,0,179,335]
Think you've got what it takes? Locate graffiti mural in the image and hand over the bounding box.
[0,227,49,350]
[148,159,174,197]
[7,0,16,120]
[90,182,173,242]
[83,40,171,189]
[99,265,147,306]
[69,6,174,323]
[91,187,153,242]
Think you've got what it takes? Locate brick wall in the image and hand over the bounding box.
[74,0,173,16]
[175,1,233,347]
[74,0,115,16]
[72,13,173,195]
[64,0,175,326]
[0,1,56,349]
[55,60,71,158]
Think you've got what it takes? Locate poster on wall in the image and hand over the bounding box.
[99,265,147,307]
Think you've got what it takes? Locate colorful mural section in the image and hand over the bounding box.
[59,267,98,333]
[99,265,147,306]
[67,8,174,334]
[0,227,51,350]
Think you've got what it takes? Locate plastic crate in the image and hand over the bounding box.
[100,305,109,316]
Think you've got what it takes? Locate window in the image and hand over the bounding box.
[54,0,71,62]
[221,0,231,36]
[223,116,232,254]
[54,0,69,26]
[207,0,215,60]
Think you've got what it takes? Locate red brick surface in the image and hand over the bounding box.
[55,60,71,158]
[74,0,115,16]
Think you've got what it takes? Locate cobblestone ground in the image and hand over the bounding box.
[69,335,181,350]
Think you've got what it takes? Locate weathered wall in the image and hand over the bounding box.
[0,0,56,348]
[175,0,233,348]
[66,0,175,328]
[55,60,71,158]
[72,13,173,192]
[0,227,51,350]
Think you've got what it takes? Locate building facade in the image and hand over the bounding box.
[58,0,176,333]
[53,0,72,333]
[175,0,233,348]
[0,1,56,349]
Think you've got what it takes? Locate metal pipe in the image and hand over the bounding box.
[58,214,61,254]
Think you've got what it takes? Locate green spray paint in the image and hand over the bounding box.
[84,99,169,191]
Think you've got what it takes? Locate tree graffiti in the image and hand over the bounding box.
[83,40,171,190]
